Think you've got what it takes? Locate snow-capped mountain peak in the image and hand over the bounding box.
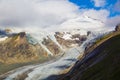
[57,15,110,33]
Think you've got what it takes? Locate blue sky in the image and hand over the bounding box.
[69,0,120,17]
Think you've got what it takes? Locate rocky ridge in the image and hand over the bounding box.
[0,29,88,64]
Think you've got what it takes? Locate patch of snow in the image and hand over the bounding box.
[26,34,38,45]
[60,29,88,40]
[0,36,8,41]
[62,33,72,40]
[28,31,63,55]
[30,32,53,56]
[48,33,63,50]
[56,15,112,33]
[70,44,78,47]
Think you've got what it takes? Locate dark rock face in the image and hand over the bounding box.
[18,32,26,38]
[87,31,91,36]
[115,23,120,31]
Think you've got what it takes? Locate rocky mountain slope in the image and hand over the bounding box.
[0,32,49,64]
[54,29,88,48]
[59,25,120,80]
[0,28,88,75]
[0,30,88,79]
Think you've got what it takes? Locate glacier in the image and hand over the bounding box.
[4,32,99,80]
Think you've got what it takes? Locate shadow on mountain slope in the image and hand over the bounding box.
[42,31,120,80]
[58,32,120,80]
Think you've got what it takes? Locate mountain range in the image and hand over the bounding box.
[0,16,120,80]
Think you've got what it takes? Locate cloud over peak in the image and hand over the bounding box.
[0,0,119,32]
[0,0,79,28]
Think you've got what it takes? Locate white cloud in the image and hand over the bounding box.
[92,0,106,7]
[105,16,120,28]
[0,0,119,33]
[0,0,79,29]
[46,9,111,32]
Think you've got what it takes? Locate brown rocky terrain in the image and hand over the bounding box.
[55,32,87,48]
[0,28,88,69]
[0,29,88,77]
[42,36,62,55]
[0,32,48,64]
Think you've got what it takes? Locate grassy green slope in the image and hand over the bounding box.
[60,33,120,80]
[80,34,120,80]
